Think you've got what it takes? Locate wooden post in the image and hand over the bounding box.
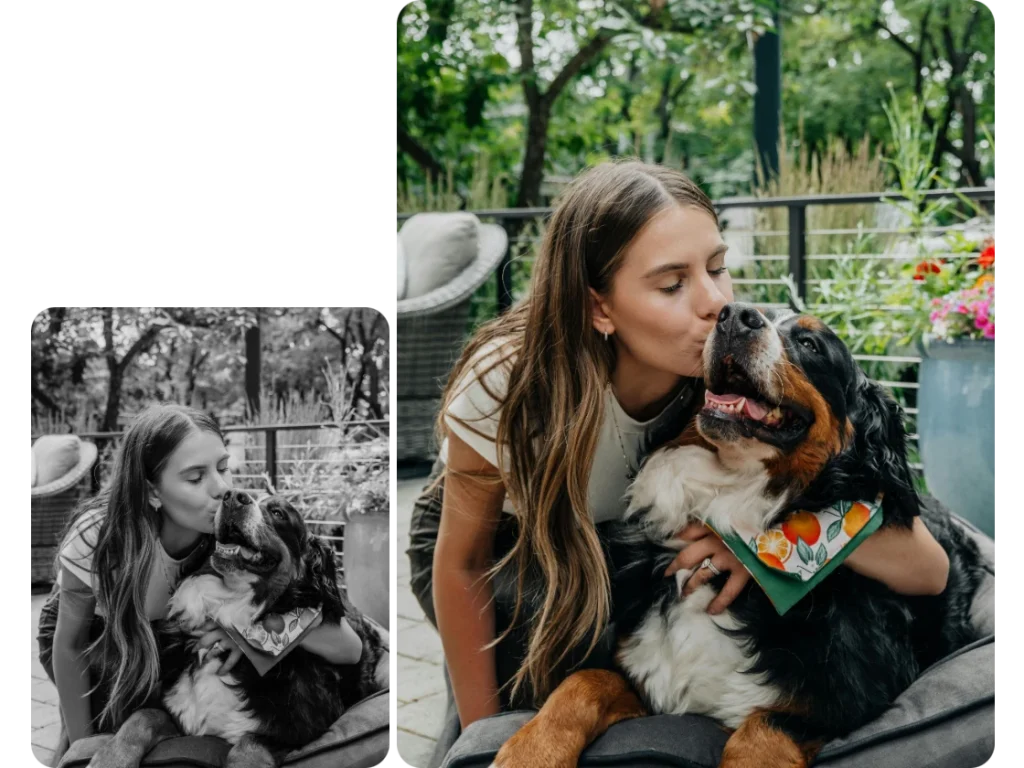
[265,428,277,490]
[753,2,781,183]
[245,312,261,417]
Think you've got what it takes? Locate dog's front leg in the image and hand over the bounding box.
[223,735,278,768]
[87,709,178,768]
[719,709,822,768]
[491,669,646,768]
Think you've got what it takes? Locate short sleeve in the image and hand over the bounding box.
[443,339,515,470]
[57,507,102,592]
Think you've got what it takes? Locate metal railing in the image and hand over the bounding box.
[399,186,995,472]
[32,419,390,566]
[399,187,993,311]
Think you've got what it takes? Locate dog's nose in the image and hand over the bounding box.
[222,490,252,508]
[717,302,765,334]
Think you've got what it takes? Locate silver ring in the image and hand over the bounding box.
[700,557,721,576]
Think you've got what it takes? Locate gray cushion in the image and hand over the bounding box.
[58,690,389,768]
[399,212,479,300]
[442,518,995,768]
[443,640,993,768]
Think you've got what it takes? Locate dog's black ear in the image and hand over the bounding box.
[305,534,346,622]
[847,375,920,527]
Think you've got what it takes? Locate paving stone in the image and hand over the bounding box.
[32,678,59,705]
[31,721,62,751]
[31,744,54,767]
[398,728,437,768]
[398,690,447,741]
[398,655,446,704]
[31,701,61,730]
[397,621,444,665]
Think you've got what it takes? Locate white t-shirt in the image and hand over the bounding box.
[58,506,196,620]
[441,340,699,524]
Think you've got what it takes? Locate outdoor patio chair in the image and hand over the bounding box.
[397,212,508,464]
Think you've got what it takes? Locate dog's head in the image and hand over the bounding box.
[212,491,344,616]
[697,302,918,525]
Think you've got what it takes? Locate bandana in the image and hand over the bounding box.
[707,497,884,616]
[215,606,324,676]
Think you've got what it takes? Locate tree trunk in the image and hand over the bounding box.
[516,106,550,209]
[100,309,169,432]
[185,344,209,406]
[103,366,124,433]
[101,309,121,432]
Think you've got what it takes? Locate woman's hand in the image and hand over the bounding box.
[197,620,244,675]
[664,523,751,615]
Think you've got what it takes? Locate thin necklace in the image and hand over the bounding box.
[158,547,179,596]
[610,381,694,481]
[610,404,638,481]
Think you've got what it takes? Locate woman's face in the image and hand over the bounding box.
[594,204,734,378]
[150,428,232,535]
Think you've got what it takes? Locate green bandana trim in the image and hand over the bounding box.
[708,500,884,616]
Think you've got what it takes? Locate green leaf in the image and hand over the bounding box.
[815,544,828,567]
[797,537,813,564]
[827,519,843,542]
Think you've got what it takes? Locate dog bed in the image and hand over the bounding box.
[440,515,995,768]
[57,688,389,768]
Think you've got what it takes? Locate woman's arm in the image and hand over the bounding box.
[52,569,98,744]
[299,618,363,665]
[433,431,507,729]
[843,517,949,595]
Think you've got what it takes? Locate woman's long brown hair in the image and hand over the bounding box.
[57,404,222,731]
[437,160,719,703]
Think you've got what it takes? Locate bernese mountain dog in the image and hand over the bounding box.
[491,302,987,768]
[88,491,388,768]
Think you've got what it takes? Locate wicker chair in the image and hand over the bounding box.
[31,436,97,585]
[32,486,89,583]
[397,218,508,463]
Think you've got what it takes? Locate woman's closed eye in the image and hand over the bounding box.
[186,463,229,484]
[661,265,728,294]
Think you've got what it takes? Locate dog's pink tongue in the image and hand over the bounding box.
[705,391,744,405]
[743,398,769,421]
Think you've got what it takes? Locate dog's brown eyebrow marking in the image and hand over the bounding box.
[795,316,824,331]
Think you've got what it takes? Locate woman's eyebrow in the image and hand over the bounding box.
[643,262,690,279]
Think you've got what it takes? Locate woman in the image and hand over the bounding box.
[407,160,949,765]
[37,404,364,764]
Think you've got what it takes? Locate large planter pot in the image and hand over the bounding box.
[343,511,389,629]
[917,339,994,537]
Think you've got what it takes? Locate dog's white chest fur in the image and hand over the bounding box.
[162,573,263,744]
[618,587,780,728]
[618,445,786,728]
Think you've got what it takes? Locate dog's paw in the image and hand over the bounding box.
[87,744,142,768]
[491,724,581,768]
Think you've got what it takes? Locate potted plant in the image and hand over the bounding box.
[905,238,995,536]
[798,92,994,535]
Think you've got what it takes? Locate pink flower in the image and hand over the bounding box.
[983,322,995,340]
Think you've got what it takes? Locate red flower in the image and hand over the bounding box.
[913,260,943,281]
[978,244,995,269]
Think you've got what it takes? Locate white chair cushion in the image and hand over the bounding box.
[399,212,479,300]
[391,233,407,305]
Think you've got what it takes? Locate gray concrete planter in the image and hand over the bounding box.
[917,339,995,537]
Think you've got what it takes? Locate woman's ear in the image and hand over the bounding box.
[147,482,162,511]
[589,287,615,337]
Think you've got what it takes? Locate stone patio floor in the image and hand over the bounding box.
[31,591,59,766]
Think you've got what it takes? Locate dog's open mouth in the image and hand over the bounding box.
[700,359,810,445]
[214,541,266,565]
